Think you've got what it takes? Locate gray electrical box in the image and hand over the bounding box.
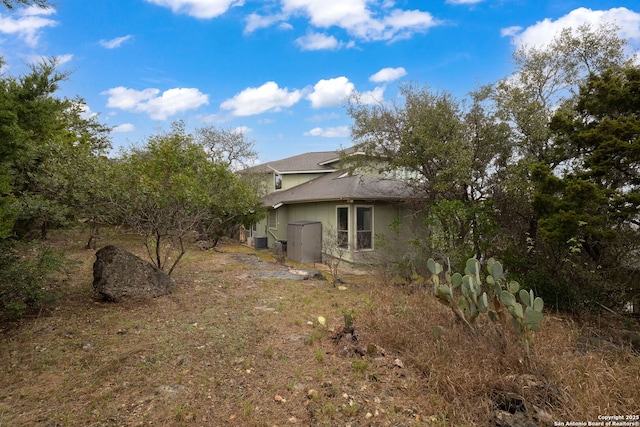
[286,221,322,263]
[254,236,268,249]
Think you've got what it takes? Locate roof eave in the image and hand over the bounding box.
[264,196,409,208]
[278,169,337,175]
[317,150,366,166]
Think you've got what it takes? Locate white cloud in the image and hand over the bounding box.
[0,6,57,47]
[307,77,355,108]
[306,76,385,108]
[280,0,440,42]
[104,87,159,110]
[357,86,385,105]
[145,0,244,19]
[113,123,135,133]
[369,67,406,82]
[282,0,370,29]
[245,12,288,34]
[102,86,209,120]
[145,88,209,119]
[382,9,437,40]
[25,53,73,66]
[307,112,341,122]
[233,126,252,134]
[220,81,302,116]
[55,53,73,65]
[500,26,521,38]
[304,126,350,138]
[295,32,341,50]
[505,7,640,50]
[77,103,98,120]
[100,35,132,49]
[278,22,294,31]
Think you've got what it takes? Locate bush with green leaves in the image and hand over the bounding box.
[113,121,265,275]
[0,59,111,240]
[0,242,65,322]
[366,217,433,284]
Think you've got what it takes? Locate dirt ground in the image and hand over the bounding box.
[1,230,639,426]
[0,233,427,426]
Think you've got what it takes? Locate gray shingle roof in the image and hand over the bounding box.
[261,170,414,207]
[244,151,337,174]
[244,147,357,174]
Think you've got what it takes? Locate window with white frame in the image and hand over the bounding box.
[268,210,277,229]
[274,173,282,190]
[336,206,349,249]
[356,206,373,250]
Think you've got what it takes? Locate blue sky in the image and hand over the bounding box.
[1,0,639,163]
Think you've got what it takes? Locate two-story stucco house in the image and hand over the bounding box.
[244,148,417,264]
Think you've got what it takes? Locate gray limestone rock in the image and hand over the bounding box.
[93,245,175,302]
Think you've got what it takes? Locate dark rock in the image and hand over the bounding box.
[492,410,538,427]
[93,245,175,302]
[492,390,527,414]
[491,388,543,427]
[195,240,215,250]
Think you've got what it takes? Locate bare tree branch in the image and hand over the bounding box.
[2,0,52,10]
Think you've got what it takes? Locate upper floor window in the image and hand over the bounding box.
[274,173,282,190]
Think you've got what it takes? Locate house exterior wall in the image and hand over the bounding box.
[255,200,404,264]
[259,202,333,247]
[280,173,325,190]
[256,172,328,195]
[247,160,415,265]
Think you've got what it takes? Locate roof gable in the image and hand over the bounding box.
[244,151,337,174]
[243,147,358,174]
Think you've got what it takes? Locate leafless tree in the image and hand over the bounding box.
[195,125,258,170]
[322,223,350,286]
[2,0,51,9]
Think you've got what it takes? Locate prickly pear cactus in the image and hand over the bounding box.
[429,257,544,335]
[428,256,545,365]
[496,277,544,333]
[487,258,545,365]
[428,258,490,327]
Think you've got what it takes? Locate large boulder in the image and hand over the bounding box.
[93,245,176,302]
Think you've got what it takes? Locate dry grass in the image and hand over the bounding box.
[0,229,639,426]
[356,282,640,425]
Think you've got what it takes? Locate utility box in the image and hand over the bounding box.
[254,236,268,250]
[287,221,322,264]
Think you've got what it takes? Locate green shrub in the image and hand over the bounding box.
[498,247,605,314]
[0,242,65,322]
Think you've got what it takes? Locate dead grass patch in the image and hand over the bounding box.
[356,282,640,425]
[0,229,638,426]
